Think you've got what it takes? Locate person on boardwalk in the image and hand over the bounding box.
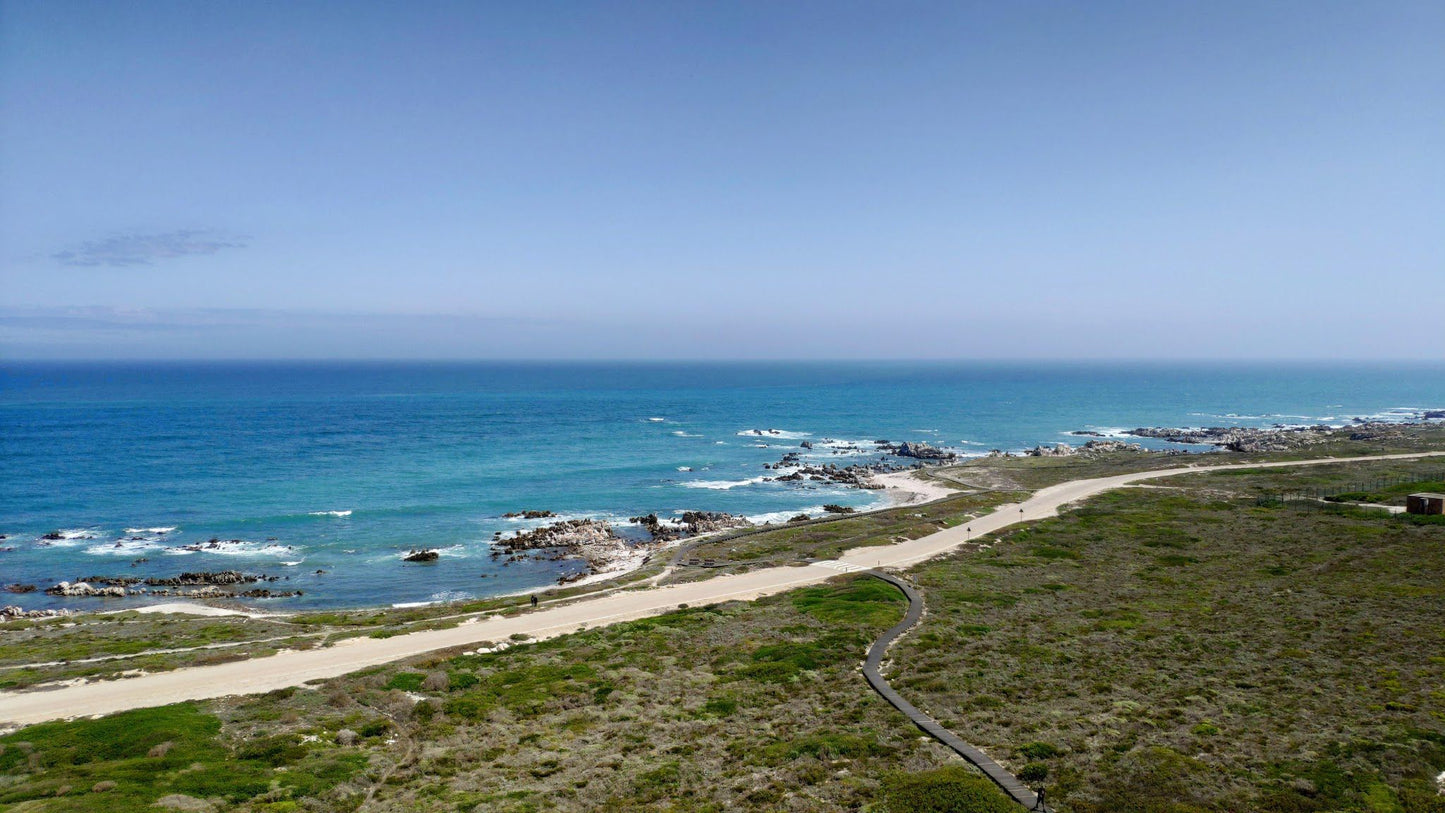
[530,594,538,608]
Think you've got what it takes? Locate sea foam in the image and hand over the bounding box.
[736,428,812,440]
[681,475,773,490]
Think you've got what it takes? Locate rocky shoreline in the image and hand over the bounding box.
[0,435,1023,612]
[21,570,303,601]
[473,438,980,585]
[1078,419,1444,453]
[758,439,951,489]
[489,519,652,583]
[1022,439,1148,457]
[629,511,753,543]
[14,416,1439,617]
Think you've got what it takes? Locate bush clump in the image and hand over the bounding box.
[880,766,1016,813]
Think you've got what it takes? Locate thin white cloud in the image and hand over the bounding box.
[53,230,247,267]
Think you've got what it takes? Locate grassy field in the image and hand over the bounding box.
[657,488,1020,584]
[891,458,1445,812]
[2,578,1010,812]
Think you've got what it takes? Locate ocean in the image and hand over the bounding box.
[3,361,1443,610]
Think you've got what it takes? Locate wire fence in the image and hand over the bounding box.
[1253,470,1445,507]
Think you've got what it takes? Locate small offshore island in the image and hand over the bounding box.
[3,421,1444,813]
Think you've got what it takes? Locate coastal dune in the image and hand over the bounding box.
[3,451,1442,729]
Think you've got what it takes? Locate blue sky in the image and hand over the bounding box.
[2,1,1441,359]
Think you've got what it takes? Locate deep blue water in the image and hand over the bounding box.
[2,361,1443,610]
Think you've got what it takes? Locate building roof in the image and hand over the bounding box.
[1407,493,1445,499]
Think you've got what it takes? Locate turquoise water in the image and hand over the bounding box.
[3,361,1443,610]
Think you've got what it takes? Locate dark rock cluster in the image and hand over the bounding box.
[494,519,616,551]
[1026,440,1145,457]
[630,511,752,542]
[889,441,956,461]
[39,570,300,600]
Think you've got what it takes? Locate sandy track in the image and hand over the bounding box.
[3,451,1440,728]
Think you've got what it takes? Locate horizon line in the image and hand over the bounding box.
[4,357,1444,365]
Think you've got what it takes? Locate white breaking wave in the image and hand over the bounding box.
[309,510,352,517]
[34,530,97,547]
[808,438,879,456]
[500,511,591,524]
[681,475,774,490]
[646,417,666,422]
[174,539,299,558]
[124,526,177,534]
[1076,427,1134,438]
[205,543,297,558]
[677,466,693,472]
[85,539,168,556]
[747,505,832,525]
[736,428,812,440]
[672,430,702,437]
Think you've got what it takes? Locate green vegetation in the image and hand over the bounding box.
[880,765,1020,813]
[890,457,1445,812]
[3,576,993,811]
[0,703,364,811]
[1325,479,1445,505]
[661,487,1021,581]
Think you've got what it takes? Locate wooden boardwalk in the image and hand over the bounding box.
[863,570,1051,811]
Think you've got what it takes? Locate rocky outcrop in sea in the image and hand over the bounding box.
[1027,440,1145,457]
[491,518,647,576]
[888,441,956,461]
[39,570,301,600]
[630,511,752,542]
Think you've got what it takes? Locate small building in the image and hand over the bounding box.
[1406,493,1445,515]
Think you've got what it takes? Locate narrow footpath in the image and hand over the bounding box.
[864,570,1051,811]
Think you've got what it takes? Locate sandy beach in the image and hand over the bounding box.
[871,468,960,505]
